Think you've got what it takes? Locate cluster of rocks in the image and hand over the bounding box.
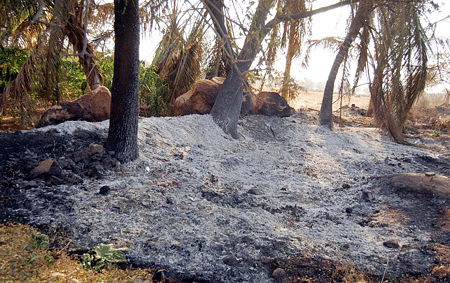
[0,121,118,195]
[173,77,295,118]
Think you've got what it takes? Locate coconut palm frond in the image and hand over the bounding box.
[258,0,282,91]
[0,0,49,48]
[204,36,227,79]
[280,0,311,99]
[171,17,205,98]
[306,37,344,54]
[1,45,43,116]
[152,10,184,79]
[370,2,429,143]
[140,0,169,33]
[41,0,70,102]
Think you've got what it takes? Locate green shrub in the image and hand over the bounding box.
[32,233,50,250]
[81,243,128,271]
[139,63,170,117]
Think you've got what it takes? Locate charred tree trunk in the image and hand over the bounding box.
[207,0,274,138]
[319,4,371,129]
[106,0,140,163]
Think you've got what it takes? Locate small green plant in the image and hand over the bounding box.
[81,243,128,271]
[32,233,50,250]
[433,129,440,137]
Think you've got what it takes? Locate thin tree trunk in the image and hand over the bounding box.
[106,0,140,163]
[319,4,371,129]
[208,0,274,138]
[281,53,293,99]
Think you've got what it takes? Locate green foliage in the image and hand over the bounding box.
[97,52,114,90]
[81,243,127,271]
[31,233,50,250]
[96,53,171,117]
[60,57,87,98]
[0,46,28,93]
[139,62,170,117]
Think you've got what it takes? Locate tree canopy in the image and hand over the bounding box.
[1,0,449,145]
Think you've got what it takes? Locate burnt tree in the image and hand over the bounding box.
[106,0,140,163]
[205,0,357,138]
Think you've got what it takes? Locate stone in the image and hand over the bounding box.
[390,173,450,199]
[383,240,399,249]
[223,253,238,266]
[29,159,56,178]
[241,92,295,117]
[37,86,111,127]
[261,256,274,264]
[173,79,221,116]
[73,143,106,162]
[48,161,62,177]
[173,79,295,117]
[99,185,110,195]
[272,267,286,278]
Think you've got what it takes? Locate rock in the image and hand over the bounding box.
[383,240,399,249]
[173,79,221,116]
[48,161,62,177]
[37,86,111,127]
[223,253,238,266]
[26,180,38,189]
[73,143,106,162]
[261,256,274,264]
[65,173,83,185]
[29,159,56,178]
[241,92,295,117]
[99,185,110,195]
[173,79,295,117]
[272,267,286,278]
[390,173,450,199]
[361,191,373,201]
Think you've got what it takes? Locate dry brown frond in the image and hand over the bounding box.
[370,2,428,143]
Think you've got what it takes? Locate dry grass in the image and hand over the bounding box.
[0,223,155,282]
[408,92,450,136]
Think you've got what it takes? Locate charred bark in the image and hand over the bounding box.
[106,0,140,163]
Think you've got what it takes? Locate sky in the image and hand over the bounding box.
[138,1,450,90]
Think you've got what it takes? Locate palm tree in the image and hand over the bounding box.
[369,2,429,143]
[204,0,359,138]
[319,3,373,129]
[319,0,436,143]
[280,0,310,100]
[105,0,140,163]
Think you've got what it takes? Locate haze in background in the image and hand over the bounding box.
[139,1,450,94]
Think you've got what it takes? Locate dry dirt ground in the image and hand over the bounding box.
[1,91,450,282]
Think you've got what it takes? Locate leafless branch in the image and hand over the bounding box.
[30,0,61,27]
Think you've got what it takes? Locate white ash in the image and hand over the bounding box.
[1,112,449,282]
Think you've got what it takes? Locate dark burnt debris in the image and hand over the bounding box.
[1,114,450,282]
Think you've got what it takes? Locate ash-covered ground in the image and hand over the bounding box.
[1,111,450,282]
